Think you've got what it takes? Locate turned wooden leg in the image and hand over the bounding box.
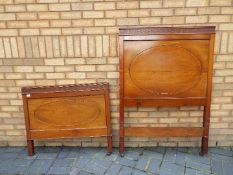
[200,136,208,156]
[119,136,125,157]
[107,136,112,155]
[27,140,34,156]
[119,99,125,157]
[200,106,210,156]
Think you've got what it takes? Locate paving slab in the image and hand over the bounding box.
[48,166,72,175]
[135,156,150,171]
[74,156,92,168]
[84,160,107,175]
[26,159,55,174]
[52,158,75,167]
[116,156,137,167]
[118,166,133,175]
[105,163,121,175]
[0,146,232,175]
[147,158,161,174]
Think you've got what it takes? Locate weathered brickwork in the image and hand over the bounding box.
[0,0,232,147]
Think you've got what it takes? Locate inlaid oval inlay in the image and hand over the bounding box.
[34,99,100,126]
[129,45,202,96]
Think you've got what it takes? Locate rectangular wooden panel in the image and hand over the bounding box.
[30,128,108,139]
[22,83,112,156]
[28,95,106,130]
[125,127,203,137]
[123,40,209,98]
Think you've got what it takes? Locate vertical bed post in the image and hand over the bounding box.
[119,36,125,156]
[105,85,112,155]
[22,95,35,156]
[201,33,215,155]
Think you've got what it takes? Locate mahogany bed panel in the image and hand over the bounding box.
[119,26,215,156]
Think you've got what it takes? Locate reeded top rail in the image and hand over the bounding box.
[21,83,109,94]
[119,26,216,36]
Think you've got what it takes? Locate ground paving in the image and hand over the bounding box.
[0,147,232,175]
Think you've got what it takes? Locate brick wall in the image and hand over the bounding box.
[0,0,233,147]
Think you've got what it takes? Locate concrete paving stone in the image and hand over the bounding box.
[74,156,92,168]
[5,147,25,153]
[222,157,233,164]
[196,172,210,175]
[159,169,183,175]
[161,162,185,174]
[13,158,34,166]
[48,166,72,175]
[26,159,55,174]
[94,149,108,159]
[67,147,81,155]
[0,147,7,153]
[135,156,150,171]
[0,158,14,167]
[165,147,177,152]
[104,151,118,161]
[0,165,27,174]
[185,154,210,165]
[57,147,74,159]
[125,150,141,161]
[209,148,233,156]
[147,158,161,174]
[223,147,232,151]
[185,168,210,175]
[36,146,62,153]
[147,147,166,154]
[66,151,83,159]
[18,149,39,159]
[118,166,133,175]
[210,153,233,162]
[81,148,102,155]
[185,168,196,175]
[0,152,19,159]
[223,161,233,175]
[17,152,38,159]
[78,170,95,175]
[17,148,28,154]
[70,167,82,175]
[177,147,189,153]
[92,157,112,168]
[78,151,96,159]
[0,147,232,175]
[186,161,210,173]
[132,169,148,175]
[164,152,176,162]
[116,156,137,167]
[211,159,223,175]
[133,148,145,153]
[127,148,144,152]
[37,152,58,159]
[57,151,72,159]
[175,153,186,166]
[61,147,75,152]
[104,163,121,175]
[52,158,75,167]
[186,148,199,155]
[83,160,107,175]
[142,150,163,159]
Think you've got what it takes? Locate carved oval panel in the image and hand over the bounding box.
[129,45,202,96]
[34,99,100,127]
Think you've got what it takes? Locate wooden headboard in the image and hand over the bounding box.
[118,26,215,156]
